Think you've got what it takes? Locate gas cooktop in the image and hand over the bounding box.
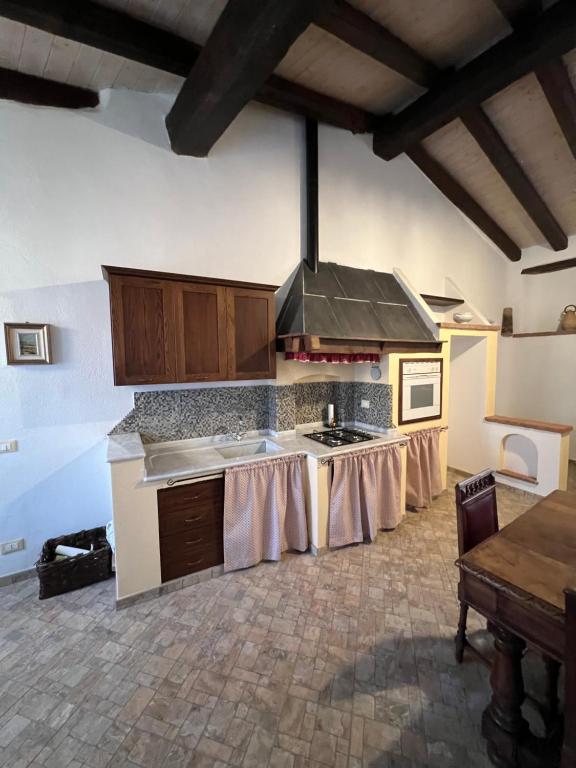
[304,428,375,448]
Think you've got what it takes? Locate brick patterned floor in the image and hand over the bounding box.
[0,469,568,768]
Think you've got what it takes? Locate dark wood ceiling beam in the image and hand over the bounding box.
[165,0,331,156]
[373,0,576,160]
[407,144,521,261]
[536,59,576,163]
[258,75,374,134]
[0,0,375,136]
[315,0,438,87]
[492,0,542,28]
[461,106,567,250]
[0,0,198,77]
[0,66,99,108]
[521,257,576,274]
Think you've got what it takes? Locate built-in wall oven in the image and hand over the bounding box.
[399,359,443,425]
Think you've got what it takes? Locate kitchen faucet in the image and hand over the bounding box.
[232,416,246,442]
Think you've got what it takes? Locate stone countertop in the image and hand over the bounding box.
[107,425,409,484]
[106,432,145,463]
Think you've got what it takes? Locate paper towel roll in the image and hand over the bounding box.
[55,544,90,558]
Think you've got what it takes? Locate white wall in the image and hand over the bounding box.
[496,239,576,459]
[0,89,508,577]
[447,336,490,472]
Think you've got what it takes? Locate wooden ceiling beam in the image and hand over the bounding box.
[461,106,567,251]
[492,0,542,28]
[407,144,521,261]
[373,0,576,160]
[0,66,99,108]
[255,75,374,134]
[0,0,198,77]
[165,0,330,156]
[536,59,576,163]
[0,0,375,137]
[315,0,438,87]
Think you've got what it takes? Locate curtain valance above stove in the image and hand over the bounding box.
[285,352,381,364]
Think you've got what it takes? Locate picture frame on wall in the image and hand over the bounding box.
[4,323,52,365]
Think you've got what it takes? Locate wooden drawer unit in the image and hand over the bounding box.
[157,478,224,583]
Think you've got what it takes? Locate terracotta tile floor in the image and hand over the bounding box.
[0,468,570,768]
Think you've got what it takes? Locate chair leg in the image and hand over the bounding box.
[455,602,469,663]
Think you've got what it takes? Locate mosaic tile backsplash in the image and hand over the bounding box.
[110,382,393,443]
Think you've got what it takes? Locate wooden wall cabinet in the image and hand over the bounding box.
[157,477,224,582]
[103,266,277,385]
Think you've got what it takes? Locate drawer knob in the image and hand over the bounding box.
[185,538,203,545]
[187,558,203,566]
[184,515,203,523]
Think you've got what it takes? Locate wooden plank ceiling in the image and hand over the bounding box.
[0,0,575,263]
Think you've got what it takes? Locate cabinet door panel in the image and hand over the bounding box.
[175,283,227,381]
[109,275,176,385]
[226,288,276,380]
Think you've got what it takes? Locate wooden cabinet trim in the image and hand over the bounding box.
[102,264,278,293]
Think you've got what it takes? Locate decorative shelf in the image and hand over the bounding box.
[438,322,501,332]
[485,415,573,435]
[495,468,538,485]
[420,293,464,307]
[512,330,576,338]
[521,257,576,275]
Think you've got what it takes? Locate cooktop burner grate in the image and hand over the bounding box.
[304,428,375,447]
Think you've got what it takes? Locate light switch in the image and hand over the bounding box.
[361,399,370,409]
[1,539,25,555]
[0,440,17,454]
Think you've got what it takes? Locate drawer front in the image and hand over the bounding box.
[158,478,223,537]
[160,524,223,558]
[160,531,224,583]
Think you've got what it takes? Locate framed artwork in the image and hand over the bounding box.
[4,323,52,365]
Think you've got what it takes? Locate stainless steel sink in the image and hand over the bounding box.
[216,440,281,460]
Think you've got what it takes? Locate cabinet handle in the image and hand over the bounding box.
[184,515,203,523]
[185,538,203,545]
[187,558,203,566]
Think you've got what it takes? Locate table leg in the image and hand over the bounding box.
[542,655,561,738]
[482,622,529,767]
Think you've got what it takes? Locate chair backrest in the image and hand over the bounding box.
[455,470,499,556]
[562,588,576,768]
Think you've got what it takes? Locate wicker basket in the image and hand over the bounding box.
[36,527,112,600]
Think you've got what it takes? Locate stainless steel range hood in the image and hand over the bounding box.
[276,120,441,357]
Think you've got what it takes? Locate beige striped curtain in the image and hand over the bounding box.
[405,427,443,508]
[223,454,308,572]
[328,443,403,548]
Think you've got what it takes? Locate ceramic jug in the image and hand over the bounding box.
[561,305,576,332]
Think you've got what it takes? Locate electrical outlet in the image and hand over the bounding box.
[360,399,370,409]
[0,539,25,555]
[0,440,17,454]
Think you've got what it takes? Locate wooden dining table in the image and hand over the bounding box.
[456,488,576,768]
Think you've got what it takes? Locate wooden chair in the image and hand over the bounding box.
[561,588,576,768]
[455,469,499,662]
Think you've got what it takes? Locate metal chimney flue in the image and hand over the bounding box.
[305,118,319,274]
